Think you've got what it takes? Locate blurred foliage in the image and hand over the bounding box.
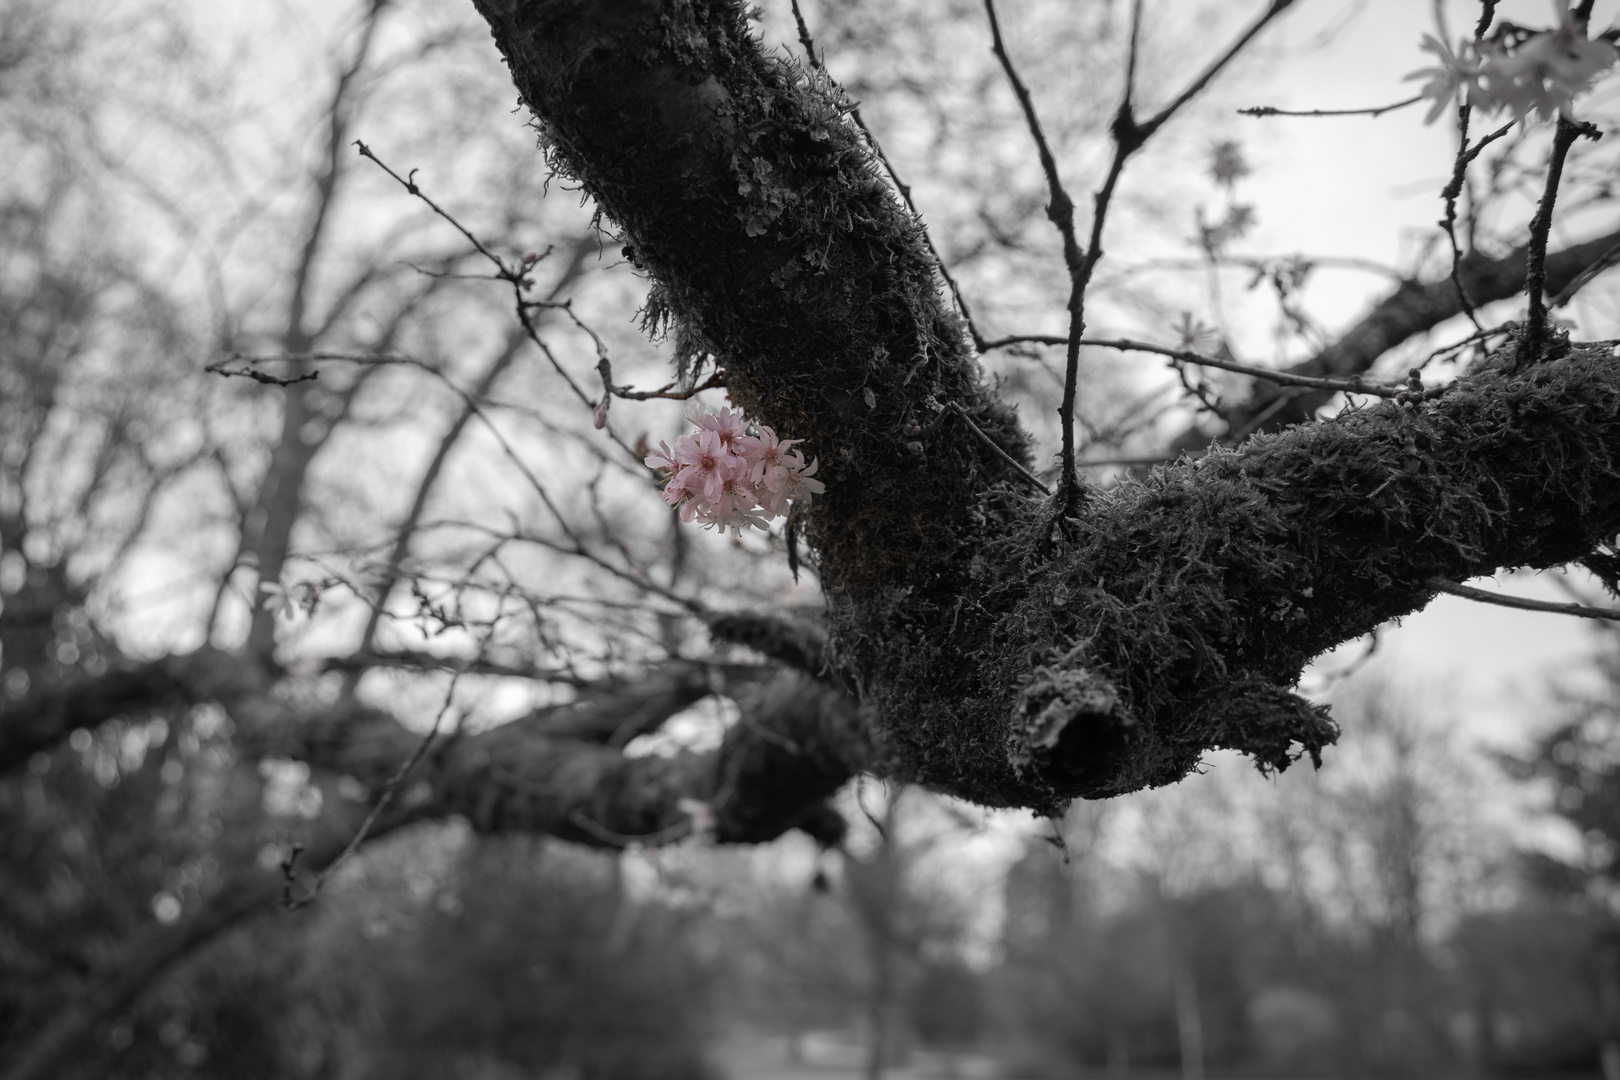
[3,809,724,1078]
[336,836,722,1080]
[0,707,259,1063]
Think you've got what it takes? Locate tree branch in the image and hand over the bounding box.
[469,0,1620,810]
[1,655,866,1080]
[1429,577,1620,622]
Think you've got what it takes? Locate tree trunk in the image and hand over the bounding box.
[1173,959,1205,1080]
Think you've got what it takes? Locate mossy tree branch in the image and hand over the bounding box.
[469,0,1620,810]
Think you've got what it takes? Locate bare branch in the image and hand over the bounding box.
[1174,227,1620,444]
[1525,119,1602,353]
[282,671,458,908]
[1549,235,1620,307]
[1440,117,1516,330]
[983,0,1093,509]
[1137,0,1296,140]
[950,401,1052,495]
[1428,577,1620,622]
[468,0,1620,810]
[203,359,318,386]
[1239,94,1423,118]
[789,0,987,352]
[985,0,1294,513]
[1085,337,1415,399]
[353,139,513,273]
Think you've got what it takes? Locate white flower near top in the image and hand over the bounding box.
[1407,6,1618,124]
[259,579,321,621]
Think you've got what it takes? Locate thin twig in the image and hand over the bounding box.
[323,649,594,685]
[204,360,319,387]
[1136,1,1296,136]
[284,672,461,908]
[354,141,510,271]
[949,402,1051,495]
[1549,236,1620,308]
[1078,454,1181,468]
[566,809,692,849]
[1239,94,1422,118]
[232,349,593,551]
[1103,252,1403,284]
[1415,320,1516,369]
[987,334,1416,399]
[598,360,725,402]
[790,0,987,352]
[1439,117,1515,331]
[353,142,643,465]
[1526,118,1602,352]
[1429,577,1620,622]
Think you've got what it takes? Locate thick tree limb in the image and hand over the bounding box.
[1,658,863,1080]
[3,633,864,842]
[470,0,1620,809]
[0,647,267,777]
[232,664,863,846]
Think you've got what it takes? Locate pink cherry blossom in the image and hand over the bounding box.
[685,401,748,449]
[644,439,680,473]
[737,427,805,492]
[672,428,738,501]
[650,403,824,535]
[763,456,823,516]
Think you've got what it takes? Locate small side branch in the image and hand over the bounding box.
[1429,577,1620,622]
[597,358,725,402]
[984,0,1295,515]
[992,335,1417,399]
[1439,118,1516,331]
[1550,236,1620,308]
[1525,119,1601,353]
[353,141,642,465]
[790,0,987,351]
[204,359,319,387]
[283,671,460,908]
[950,402,1052,495]
[983,0,1091,511]
[354,140,510,270]
[1239,94,1422,118]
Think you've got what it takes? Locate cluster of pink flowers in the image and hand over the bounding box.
[645,404,824,535]
[1408,8,1618,124]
